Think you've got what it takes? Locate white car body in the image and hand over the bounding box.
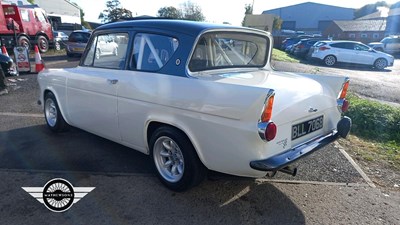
[311,40,394,69]
[38,20,351,190]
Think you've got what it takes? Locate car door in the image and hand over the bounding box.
[384,38,397,54]
[352,43,375,65]
[330,43,353,63]
[117,32,179,152]
[66,33,129,141]
[392,38,400,54]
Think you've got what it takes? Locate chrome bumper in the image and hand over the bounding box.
[250,117,351,172]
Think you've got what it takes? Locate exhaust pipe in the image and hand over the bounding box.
[279,166,297,176]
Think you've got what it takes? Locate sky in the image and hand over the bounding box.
[70,0,400,25]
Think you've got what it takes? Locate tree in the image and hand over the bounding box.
[272,17,282,31]
[157,6,182,19]
[70,2,92,29]
[98,0,133,23]
[242,4,253,26]
[27,0,34,4]
[181,1,205,21]
[390,1,400,8]
[354,1,389,19]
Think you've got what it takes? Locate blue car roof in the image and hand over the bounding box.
[96,19,248,37]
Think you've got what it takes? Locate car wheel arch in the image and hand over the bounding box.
[43,89,71,126]
[374,58,388,70]
[145,120,207,168]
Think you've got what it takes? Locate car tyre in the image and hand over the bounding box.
[37,35,49,53]
[149,126,206,192]
[374,58,387,70]
[44,92,69,132]
[18,36,31,50]
[324,55,336,66]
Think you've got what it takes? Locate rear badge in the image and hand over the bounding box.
[277,138,288,149]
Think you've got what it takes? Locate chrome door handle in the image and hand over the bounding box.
[107,79,118,84]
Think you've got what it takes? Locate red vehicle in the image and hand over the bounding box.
[0,2,53,53]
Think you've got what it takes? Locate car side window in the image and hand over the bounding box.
[130,33,179,71]
[354,44,369,51]
[331,43,346,49]
[83,33,129,69]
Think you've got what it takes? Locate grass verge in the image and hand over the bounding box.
[271,48,300,63]
[344,94,400,169]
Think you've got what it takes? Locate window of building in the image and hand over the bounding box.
[131,33,179,71]
[361,33,368,39]
[348,33,356,38]
[83,33,129,69]
[373,33,380,39]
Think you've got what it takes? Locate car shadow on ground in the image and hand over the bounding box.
[0,125,306,224]
[0,124,154,174]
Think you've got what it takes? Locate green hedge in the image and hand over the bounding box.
[344,94,400,143]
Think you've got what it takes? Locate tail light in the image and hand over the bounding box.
[319,46,330,51]
[341,99,349,112]
[339,80,349,99]
[258,91,277,142]
[297,44,305,49]
[337,78,350,113]
[261,94,274,123]
[265,122,277,141]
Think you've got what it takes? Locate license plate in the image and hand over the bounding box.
[292,115,324,140]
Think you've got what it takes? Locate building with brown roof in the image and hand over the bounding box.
[323,20,386,43]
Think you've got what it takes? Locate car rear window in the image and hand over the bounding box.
[189,31,269,72]
[69,32,91,43]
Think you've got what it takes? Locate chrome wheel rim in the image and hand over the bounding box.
[45,98,57,127]
[375,59,386,69]
[153,136,184,183]
[325,56,335,66]
[39,38,47,51]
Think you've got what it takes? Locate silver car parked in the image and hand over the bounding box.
[65,30,91,57]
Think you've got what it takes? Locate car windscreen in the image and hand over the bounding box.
[189,31,269,72]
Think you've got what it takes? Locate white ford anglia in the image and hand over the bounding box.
[38,20,351,191]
